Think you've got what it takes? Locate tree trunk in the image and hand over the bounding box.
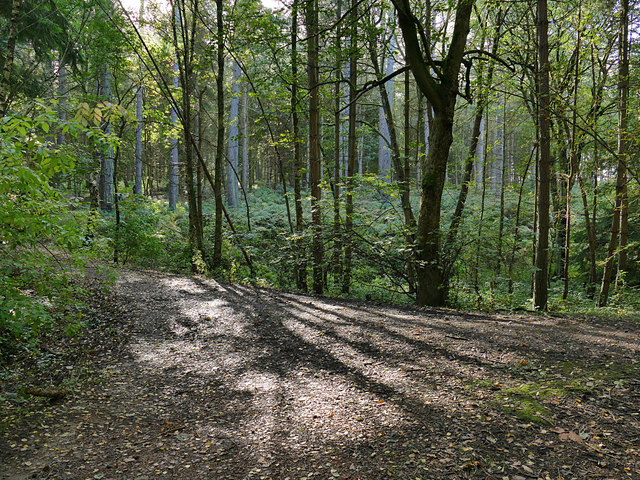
[444,8,502,262]
[213,0,224,266]
[332,0,343,284]
[534,0,551,310]
[99,67,114,212]
[342,0,357,294]
[0,0,23,116]
[615,0,629,289]
[497,93,507,276]
[169,52,179,210]
[392,0,473,306]
[134,72,143,195]
[241,80,248,193]
[306,0,323,294]
[57,61,68,146]
[226,60,241,208]
[173,0,204,272]
[562,4,582,300]
[599,0,629,306]
[377,13,394,182]
[403,68,416,294]
[291,0,307,292]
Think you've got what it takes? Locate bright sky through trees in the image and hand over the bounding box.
[118,0,282,14]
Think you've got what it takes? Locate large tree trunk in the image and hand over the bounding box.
[414,108,455,306]
[392,0,473,306]
[534,0,551,310]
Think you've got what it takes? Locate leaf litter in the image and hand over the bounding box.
[1,269,639,479]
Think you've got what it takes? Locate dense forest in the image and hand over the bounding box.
[1,0,639,356]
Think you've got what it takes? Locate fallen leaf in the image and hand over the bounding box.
[559,431,583,443]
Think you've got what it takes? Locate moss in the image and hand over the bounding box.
[500,399,554,425]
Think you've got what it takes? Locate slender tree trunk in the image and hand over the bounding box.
[57,61,68,146]
[562,5,581,299]
[174,0,204,271]
[226,60,241,208]
[133,0,145,195]
[134,72,143,195]
[403,68,416,294]
[196,86,204,237]
[615,0,629,288]
[291,0,307,292]
[497,93,507,276]
[241,80,248,193]
[0,0,23,116]
[342,0,357,294]
[99,67,114,212]
[332,0,343,284]
[599,0,629,306]
[368,29,416,282]
[213,0,225,266]
[307,0,323,294]
[474,109,489,305]
[444,9,502,258]
[113,121,127,264]
[534,0,551,310]
[378,13,394,182]
[169,55,179,210]
[508,146,534,294]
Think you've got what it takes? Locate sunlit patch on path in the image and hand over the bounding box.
[2,270,639,479]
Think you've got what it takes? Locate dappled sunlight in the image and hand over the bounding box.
[83,271,639,479]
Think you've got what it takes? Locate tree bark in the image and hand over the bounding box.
[444,9,502,264]
[226,60,241,208]
[306,0,323,294]
[0,0,23,116]
[99,67,114,212]
[534,0,551,310]
[332,0,343,284]
[168,22,180,211]
[342,0,357,294]
[599,0,629,306]
[213,0,225,266]
[291,0,307,292]
[392,0,473,306]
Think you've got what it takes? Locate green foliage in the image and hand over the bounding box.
[0,101,99,360]
[110,196,189,269]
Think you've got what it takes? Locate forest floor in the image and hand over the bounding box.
[1,269,640,480]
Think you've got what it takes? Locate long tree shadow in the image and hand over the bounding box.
[87,271,640,480]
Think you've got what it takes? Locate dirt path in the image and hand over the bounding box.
[2,269,640,479]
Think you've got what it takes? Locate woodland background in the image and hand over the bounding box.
[1,0,639,358]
